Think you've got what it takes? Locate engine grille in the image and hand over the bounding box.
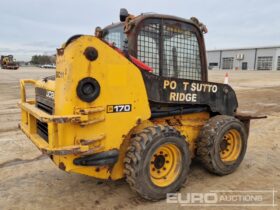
[37,101,53,114]
[37,120,48,142]
[35,87,54,114]
[35,87,54,142]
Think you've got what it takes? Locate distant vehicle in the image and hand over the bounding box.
[40,64,56,69]
[1,55,19,70]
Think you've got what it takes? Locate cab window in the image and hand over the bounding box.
[103,24,126,50]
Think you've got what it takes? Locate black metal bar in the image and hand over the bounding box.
[172,46,178,77]
[151,107,208,119]
[159,19,163,76]
[73,149,119,166]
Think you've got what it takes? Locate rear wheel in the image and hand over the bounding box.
[124,125,191,201]
[196,115,248,175]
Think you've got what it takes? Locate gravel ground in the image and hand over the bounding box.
[0,67,279,210]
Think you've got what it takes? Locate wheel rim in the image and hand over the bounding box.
[149,143,182,187]
[220,129,242,163]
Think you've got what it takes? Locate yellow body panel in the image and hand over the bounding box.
[151,112,209,157]
[20,36,151,179]
[53,36,151,179]
[19,35,210,180]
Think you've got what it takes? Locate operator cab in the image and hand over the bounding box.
[100,9,208,81]
[97,9,238,116]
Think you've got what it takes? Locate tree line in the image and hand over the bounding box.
[30,55,56,65]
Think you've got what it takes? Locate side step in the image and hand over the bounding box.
[73,149,119,166]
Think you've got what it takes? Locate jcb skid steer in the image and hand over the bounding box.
[1,55,19,70]
[19,9,262,200]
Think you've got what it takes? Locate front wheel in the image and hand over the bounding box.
[196,115,248,175]
[124,125,191,201]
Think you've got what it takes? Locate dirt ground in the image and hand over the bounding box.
[0,67,279,210]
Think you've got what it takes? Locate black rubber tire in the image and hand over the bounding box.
[124,125,191,201]
[196,115,248,175]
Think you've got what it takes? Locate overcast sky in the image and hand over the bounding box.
[0,0,279,61]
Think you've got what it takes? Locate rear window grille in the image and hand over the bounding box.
[137,20,202,80]
[137,23,160,75]
[162,24,201,79]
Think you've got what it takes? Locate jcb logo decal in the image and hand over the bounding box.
[107,104,132,113]
[46,91,55,99]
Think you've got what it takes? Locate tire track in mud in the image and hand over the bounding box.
[0,154,47,169]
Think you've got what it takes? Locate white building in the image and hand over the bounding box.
[207,46,280,71]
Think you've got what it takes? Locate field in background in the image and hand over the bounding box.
[0,67,279,210]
